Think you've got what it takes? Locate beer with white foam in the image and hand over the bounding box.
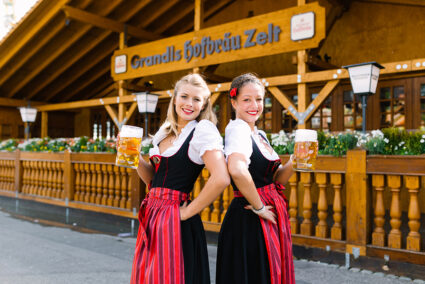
[293,129,318,172]
[116,125,143,169]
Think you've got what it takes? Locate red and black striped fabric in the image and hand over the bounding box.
[131,187,189,284]
[234,183,295,284]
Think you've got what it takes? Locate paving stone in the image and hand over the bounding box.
[399,276,412,281]
[373,272,385,277]
[386,274,399,279]
[413,280,425,284]
[361,269,373,275]
[349,268,361,273]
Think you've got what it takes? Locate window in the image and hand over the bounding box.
[311,93,332,131]
[1,124,12,139]
[379,85,405,128]
[343,90,362,130]
[257,95,273,132]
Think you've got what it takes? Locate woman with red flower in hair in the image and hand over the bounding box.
[216,73,295,284]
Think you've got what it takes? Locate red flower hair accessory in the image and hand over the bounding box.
[229,87,237,98]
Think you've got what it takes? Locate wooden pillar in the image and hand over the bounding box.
[117,32,127,129]
[330,173,343,240]
[345,150,369,256]
[387,175,402,249]
[41,111,48,138]
[406,176,421,251]
[296,0,308,129]
[372,174,386,247]
[288,172,298,234]
[315,173,328,238]
[193,0,203,74]
[14,150,21,193]
[24,122,29,140]
[63,149,73,201]
[300,172,313,236]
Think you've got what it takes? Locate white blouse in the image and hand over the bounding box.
[149,119,223,165]
[224,119,280,166]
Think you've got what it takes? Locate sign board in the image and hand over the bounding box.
[111,3,325,81]
[291,12,315,41]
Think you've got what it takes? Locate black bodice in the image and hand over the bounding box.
[149,129,204,194]
[231,135,281,191]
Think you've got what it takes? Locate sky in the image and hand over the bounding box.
[0,0,39,40]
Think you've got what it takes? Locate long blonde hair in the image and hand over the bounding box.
[162,73,217,137]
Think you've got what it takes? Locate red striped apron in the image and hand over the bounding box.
[234,183,295,284]
[131,187,189,284]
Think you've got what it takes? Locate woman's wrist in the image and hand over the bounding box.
[252,203,266,214]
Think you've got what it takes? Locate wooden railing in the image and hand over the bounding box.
[0,150,142,217]
[0,150,424,264]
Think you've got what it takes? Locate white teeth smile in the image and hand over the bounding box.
[182,108,194,114]
[247,111,258,115]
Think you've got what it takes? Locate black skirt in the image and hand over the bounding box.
[181,213,211,284]
[216,198,271,284]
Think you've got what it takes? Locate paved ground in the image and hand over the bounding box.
[0,204,423,284]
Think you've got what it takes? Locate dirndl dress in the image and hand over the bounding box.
[217,125,295,284]
[131,128,210,284]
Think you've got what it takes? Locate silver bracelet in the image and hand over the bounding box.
[252,204,266,214]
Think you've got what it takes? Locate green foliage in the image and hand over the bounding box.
[319,132,358,157]
[0,139,19,152]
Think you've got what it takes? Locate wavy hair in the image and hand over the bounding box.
[161,73,217,137]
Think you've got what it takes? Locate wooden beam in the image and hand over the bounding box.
[0,97,44,107]
[211,93,221,105]
[155,5,194,34]
[0,0,94,87]
[58,61,111,102]
[178,0,234,33]
[304,80,340,122]
[33,37,117,101]
[118,80,125,124]
[357,0,425,6]
[104,105,119,128]
[62,5,161,40]
[41,112,48,138]
[6,10,117,98]
[267,87,298,121]
[141,0,179,28]
[35,57,425,111]
[297,49,309,129]
[194,0,204,31]
[78,77,114,101]
[29,0,152,101]
[0,19,65,87]
[92,84,117,99]
[0,0,69,70]
[193,0,204,74]
[124,102,138,124]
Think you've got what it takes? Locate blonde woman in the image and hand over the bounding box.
[216,73,295,284]
[130,74,230,284]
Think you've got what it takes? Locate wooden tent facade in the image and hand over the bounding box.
[1,0,425,269]
[1,0,425,140]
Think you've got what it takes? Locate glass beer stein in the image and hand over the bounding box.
[116,125,144,169]
[293,129,318,172]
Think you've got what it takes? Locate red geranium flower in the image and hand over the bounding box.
[229,87,237,98]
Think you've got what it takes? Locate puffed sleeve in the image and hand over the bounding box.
[224,119,253,166]
[188,119,224,165]
[148,124,168,157]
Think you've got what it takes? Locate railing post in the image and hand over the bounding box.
[345,149,369,256]
[14,149,22,194]
[63,149,74,201]
[405,176,421,251]
[130,169,143,212]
